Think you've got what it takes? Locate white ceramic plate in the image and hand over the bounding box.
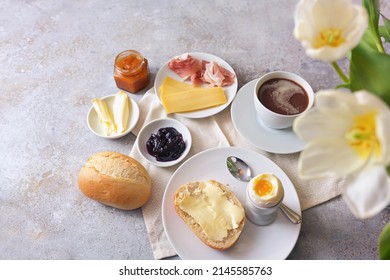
[162,147,301,260]
[154,52,238,118]
[231,79,307,154]
[87,94,139,139]
[137,118,192,167]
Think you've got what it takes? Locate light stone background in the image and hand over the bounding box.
[1,0,389,259]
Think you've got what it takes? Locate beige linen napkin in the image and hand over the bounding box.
[130,89,346,259]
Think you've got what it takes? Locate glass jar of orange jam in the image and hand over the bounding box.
[114,50,149,93]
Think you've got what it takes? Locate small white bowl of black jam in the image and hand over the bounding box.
[137,118,192,167]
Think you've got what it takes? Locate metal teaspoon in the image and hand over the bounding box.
[226,156,302,224]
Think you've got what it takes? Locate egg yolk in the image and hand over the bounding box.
[254,179,273,197]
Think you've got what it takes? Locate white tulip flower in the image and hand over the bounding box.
[293,90,390,218]
[294,0,368,63]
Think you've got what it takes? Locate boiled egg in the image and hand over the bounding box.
[248,173,284,208]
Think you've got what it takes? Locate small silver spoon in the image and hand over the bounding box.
[227,156,302,224]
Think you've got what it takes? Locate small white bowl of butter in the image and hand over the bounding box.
[87,91,140,139]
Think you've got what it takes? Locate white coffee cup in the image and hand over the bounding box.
[253,71,314,129]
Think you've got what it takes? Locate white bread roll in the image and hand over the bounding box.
[78,151,151,210]
[174,180,245,250]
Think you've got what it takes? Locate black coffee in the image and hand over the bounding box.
[257,78,308,115]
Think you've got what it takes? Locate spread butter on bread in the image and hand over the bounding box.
[174,180,245,250]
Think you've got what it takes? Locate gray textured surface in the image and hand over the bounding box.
[1,0,389,260]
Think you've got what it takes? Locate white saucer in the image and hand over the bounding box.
[231,79,307,154]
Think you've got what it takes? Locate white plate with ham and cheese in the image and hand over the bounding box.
[154,52,238,118]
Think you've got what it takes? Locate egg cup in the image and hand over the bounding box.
[245,173,284,226]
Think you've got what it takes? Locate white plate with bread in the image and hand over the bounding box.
[162,147,301,260]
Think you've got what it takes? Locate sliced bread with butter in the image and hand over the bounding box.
[174,180,245,250]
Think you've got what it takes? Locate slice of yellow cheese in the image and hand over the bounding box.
[159,77,227,113]
[159,77,194,99]
[160,76,194,92]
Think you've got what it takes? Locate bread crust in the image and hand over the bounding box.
[174,180,245,250]
[78,151,152,210]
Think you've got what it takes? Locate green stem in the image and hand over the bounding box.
[331,61,350,84]
[375,38,385,53]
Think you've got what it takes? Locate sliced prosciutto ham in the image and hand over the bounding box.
[189,60,209,86]
[167,54,202,80]
[202,61,226,87]
[167,54,236,87]
[190,71,204,86]
[216,63,236,87]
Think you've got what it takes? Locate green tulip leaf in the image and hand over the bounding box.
[362,0,385,52]
[359,29,380,52]
[349,44,390,106]
[380,13,390,43]
[363,0,380,33]
[379,26,390,43]
[379,221,390,260]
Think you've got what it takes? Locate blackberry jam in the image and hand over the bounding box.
[146,127,186,162]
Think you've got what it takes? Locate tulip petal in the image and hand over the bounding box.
[298,138,365,178]
[293,108,352,141]
[343,165,390,219]
[306,45,350,63]
[355,90,390,112]
[355,91,390,165]
[315,90,361,114]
